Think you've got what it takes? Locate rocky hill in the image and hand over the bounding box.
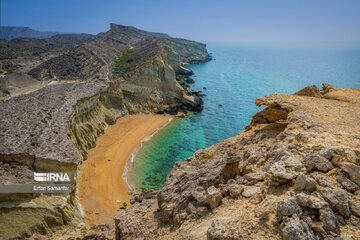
[0,24,210,239]
[0,26,59,40]
[114,84,360,240]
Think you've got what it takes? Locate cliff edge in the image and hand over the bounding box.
[0,24,211,239]
[115,84,360,240]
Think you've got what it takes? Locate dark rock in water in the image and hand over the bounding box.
[187,54,212,64]
[184,77,195,84]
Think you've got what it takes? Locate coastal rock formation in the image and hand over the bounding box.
[115,84,360,240]
[0,24,210,239]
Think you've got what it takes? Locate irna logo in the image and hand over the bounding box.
[34,172,71,182]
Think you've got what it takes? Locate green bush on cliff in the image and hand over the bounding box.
[113,49,136,74]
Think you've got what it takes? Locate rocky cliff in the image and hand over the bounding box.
[114,84,360,240]
[0,24,210,239]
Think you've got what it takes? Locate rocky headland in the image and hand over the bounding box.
[0,24,210,239]
[114,84,360,240]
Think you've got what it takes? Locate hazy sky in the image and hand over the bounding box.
[2,0,360,43]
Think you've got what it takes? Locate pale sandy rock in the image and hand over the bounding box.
[206,186,223,209]
[226,184,244,198]
[243,172,267,181]
[241,185,260,198]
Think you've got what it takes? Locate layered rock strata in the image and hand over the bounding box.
[0,24,210,239]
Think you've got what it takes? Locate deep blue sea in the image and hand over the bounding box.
[128,43,360,192]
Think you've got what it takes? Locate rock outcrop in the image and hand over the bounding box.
[0,24,210,239]
[115,84,360,240]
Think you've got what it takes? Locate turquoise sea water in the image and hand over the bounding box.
[128,43,360,192]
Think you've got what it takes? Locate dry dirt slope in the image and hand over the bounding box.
[114,84,360,240]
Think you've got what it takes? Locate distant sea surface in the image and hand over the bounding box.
[128,43,360,192]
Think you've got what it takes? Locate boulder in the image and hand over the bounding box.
[340,162,360,186]
[269,161,299,183]
[206,186,222,209]
[187,201,209,217]
[304,154,333,172]
[277,197,300,218]
[319,208,339,234]
[337,175,359,193]
[296,193,329,209]
[281,215,314,240]
[350,196,360,217]
[191,190,207,205]
[294,85,322,98]
[318,186,351,217]
[294,173,317,192]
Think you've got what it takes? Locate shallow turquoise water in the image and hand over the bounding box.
[128,43,360,192]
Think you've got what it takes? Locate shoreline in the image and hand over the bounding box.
[77,113,173,226]
[122,117,173,191]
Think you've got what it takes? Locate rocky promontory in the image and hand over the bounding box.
[0,24,211,239]
[115,84,360,240]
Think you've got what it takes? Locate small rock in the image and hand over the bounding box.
[187,201,208,217]
[206,186,222,209]
[281,215,314,240]
[304,154,333,172]
[296,193,328,209]
[340,162,360,186]
[192,190,207,205]
[311,172,336,188]
[277,197,300,218]
[227,179,236,185]
[319,208,339,234]
[294,173,316,192]
[337,175,359,193]
[227,184,244,198]
[269,161,298,183]
[350,215,360,226]
[242,186,260,198]
[243,172,267,181]
[318,186,351,217]
[350,196,360,217]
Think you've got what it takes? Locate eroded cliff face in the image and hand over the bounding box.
[0,24,210,239]
[114,84,360,240]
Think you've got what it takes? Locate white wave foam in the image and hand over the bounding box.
[122,117,174,191]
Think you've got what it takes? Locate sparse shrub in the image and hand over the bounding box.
[201,153,214,160]
[113,49,136,74]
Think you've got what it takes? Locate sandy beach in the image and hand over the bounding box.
[78,114,172,225]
